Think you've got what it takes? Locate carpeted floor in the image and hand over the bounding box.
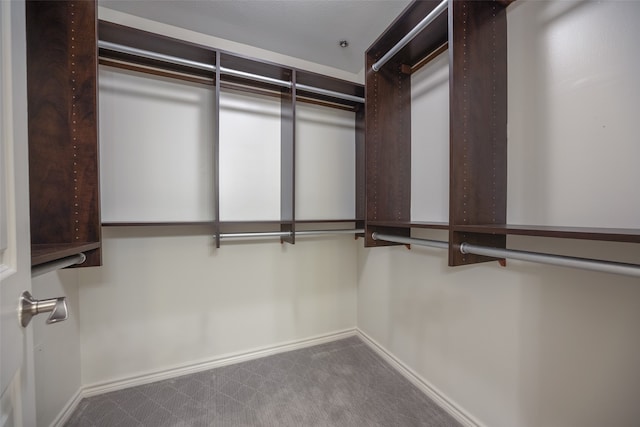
[65,336,461,426]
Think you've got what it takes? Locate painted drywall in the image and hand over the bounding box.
[32,271,81,427]
[411,51,449,223]
[358,1,640,427]
[37,2,640,426]
[296,103,356,220]
[507,0,640,228]
[78,227,357,386]
[78,8,361,387]
[358,233,640,427]
[99,67,215,223]
[219,89,282,221]
[25,7,364,422]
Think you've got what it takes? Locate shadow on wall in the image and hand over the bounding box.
[511,236,640,427]
[507,0,640,229]
[515,260,640,426]
[358,236,640,427]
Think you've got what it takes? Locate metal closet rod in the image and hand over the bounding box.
[219,228,364,240]
[372,233,640,278]
[31,253,87,278]
[98,41,365,104]
[372,232,448,250]
[371,0,448,72]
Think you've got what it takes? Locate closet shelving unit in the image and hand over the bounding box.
[365,0,640,269]
[365,0,451,250]
[98,21,365,248]
[26,0,102,269]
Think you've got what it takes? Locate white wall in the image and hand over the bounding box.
[27,7,363,423]
[296,103,356,220]
[39,2,640,426]
[507,0,640,228]
[219,89,281,221]
[411,50,449,223]
[32,271,81,427]
[99,68,215,223]
[78,227,357,386]
[358,1,640,427]
[75,8,361,389]
[359,233,640,427]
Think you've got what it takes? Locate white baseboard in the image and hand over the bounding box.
[54,328,357,426]
[50,387,83,427]
[54,327,478,427]
[356,329,484,427]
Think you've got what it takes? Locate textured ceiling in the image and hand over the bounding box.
[99,0,412,74]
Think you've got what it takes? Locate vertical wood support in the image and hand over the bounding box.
[280,70,295,244]
[364,54,411,247]
[448,0,508,266]
[26,0,101,266]
[355,106,365,237]
[214,51,221,248]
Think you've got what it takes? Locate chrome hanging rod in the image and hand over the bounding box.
[459,243,640,278]
[295,83,364,104]
[371,232,640,278]
[371,0,448,72]
[219,228,364,240]
[371,232,448,250]
[99,40,216,72]
[296,229,364,237]
[220,231,291,240]
[31,253,87,278]
[98,41,365,104]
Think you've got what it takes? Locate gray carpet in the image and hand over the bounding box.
[65,336,461,426]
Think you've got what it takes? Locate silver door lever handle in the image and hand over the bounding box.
[18,291,68,328]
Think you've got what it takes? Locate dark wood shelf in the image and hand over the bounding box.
[295,219,360,224]
[219,221,287,235]
[32,242,101,267]
[367,221,449,230]
[367,1,448,69]
[453,225,640,243]
[296,69,364,109]
[98,20,363,109]
[99,20,216,80]
[102,222,215,227]
[99,21,363,249]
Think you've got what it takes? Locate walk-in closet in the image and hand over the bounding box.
[2,0,639,426]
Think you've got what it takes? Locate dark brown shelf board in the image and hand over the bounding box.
[99,20,216,76]
[367,221,449,230]
[32,242,101,267]
[99,20,363,109]
[219,221,285,234]
[295,219,360,224]
[296,69,364,109]
[453,224,640,243]
[366,0,448,70]
[411,221,450,230]
[102,221,215,227]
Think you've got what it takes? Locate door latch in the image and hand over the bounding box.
[18,291,68,328]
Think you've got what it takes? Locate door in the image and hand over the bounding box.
[0,0,37,426]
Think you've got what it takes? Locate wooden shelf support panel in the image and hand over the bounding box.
[26,0,101,267]
[364,55,411,247]
[364,0,448,248]
[280,70,296,244]
[448,0,509,266]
